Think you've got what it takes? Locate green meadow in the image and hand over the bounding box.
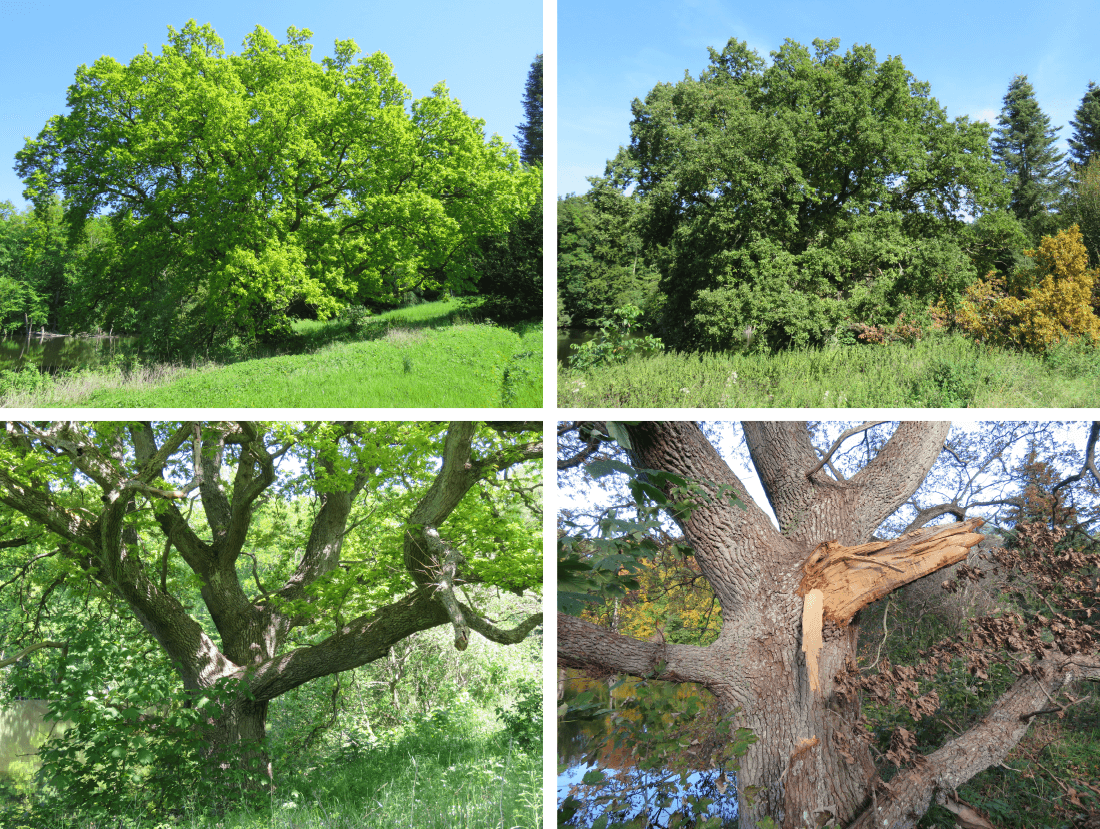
[559,331,1100,408]
[1,301,542,408]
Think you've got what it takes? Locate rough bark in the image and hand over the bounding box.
[0,421,542,780]
[559,421,958,828]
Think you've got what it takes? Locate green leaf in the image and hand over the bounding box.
[605,421,634,450]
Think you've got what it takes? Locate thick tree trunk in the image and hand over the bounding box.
[707,611,876,827]
[559,422,955,829]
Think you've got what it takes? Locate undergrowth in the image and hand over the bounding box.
[559,331,1100,408]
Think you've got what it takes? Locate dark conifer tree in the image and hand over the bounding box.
[1068,81,1100,166]
[516,54,543,166]
[992,74,1067,238]
[465,54,544,321]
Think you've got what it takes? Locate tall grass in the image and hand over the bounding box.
[0,301,542,408]
[559,332,1100,408]
[1,726,542,829]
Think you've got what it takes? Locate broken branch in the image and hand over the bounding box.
[798,518,985,626]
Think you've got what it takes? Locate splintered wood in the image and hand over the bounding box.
[801,589,824,693]
[798,517,985,626]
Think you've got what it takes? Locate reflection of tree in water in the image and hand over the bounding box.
[558,672,740,827]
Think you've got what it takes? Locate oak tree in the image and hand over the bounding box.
[558,421,1100,829]
[15,21,539,350]
[0,421,542,809]
[602,38,1003,351]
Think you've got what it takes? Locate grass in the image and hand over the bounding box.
[1,720,542,829]
[558,331,1100,408]
[0,300,542,408]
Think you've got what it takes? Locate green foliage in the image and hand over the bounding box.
[4,625,268,823]
[516,54,543,166]
[341,304,373,334]
[559,443,743,616]
[468,196,543,324]
[1062,155,1100,270]
[16,20,538,356]
[907,356,985,407]
[557,184,661,329]
[609,37,1002,351]
[1068,80,1100,167]
[495,677,542,751]
[566,304,664,373]
[951,225,1100,353]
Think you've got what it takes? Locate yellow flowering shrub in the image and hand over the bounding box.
[950,224,1100,353]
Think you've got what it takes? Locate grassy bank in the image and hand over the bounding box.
[559,332,1100,408]
[1,301,542,408]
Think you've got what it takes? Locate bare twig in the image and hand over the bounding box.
[806,422,888,479]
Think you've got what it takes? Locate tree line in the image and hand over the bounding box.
[558,38,1100,355]
[2,23,542,360]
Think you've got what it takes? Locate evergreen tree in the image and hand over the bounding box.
[1068,81,1100,166]
[992,75,1067,237]
[463,55,544,322]
[516,54,543,166]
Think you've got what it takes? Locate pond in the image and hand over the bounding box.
[558,670,739,828]
[0,700,70,791]
[0,333,135,374]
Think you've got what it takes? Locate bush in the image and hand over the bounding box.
[343,304,372,335]
[949,224,1100,353]
[495,677,542,752]
[568,304,664,372]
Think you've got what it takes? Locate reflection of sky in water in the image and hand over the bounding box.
[558,761,739,827]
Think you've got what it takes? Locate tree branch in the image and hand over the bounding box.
[805,421,889,480]
[0,640,68,668]
[558,613,713,686]
[848,653,1100,829]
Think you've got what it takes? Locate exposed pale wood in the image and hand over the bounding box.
[798,517,985,626]
[801,589,824,692]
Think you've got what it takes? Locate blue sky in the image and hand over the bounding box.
[0,0,541,210]
[559,0,1099,197]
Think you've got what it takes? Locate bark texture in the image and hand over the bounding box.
[560,422,969,828]
[1,421,542,779]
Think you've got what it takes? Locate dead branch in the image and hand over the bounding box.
[799,518,985,625]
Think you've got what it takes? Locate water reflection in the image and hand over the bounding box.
[558,671,738,828]
[0,334,134,373]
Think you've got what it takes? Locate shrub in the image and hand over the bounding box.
[568,304,664,373]
[343,304,372,335]
[495,677,542,752]
[949,225,1100,353]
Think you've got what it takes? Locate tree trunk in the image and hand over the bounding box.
[559,421,956,829]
